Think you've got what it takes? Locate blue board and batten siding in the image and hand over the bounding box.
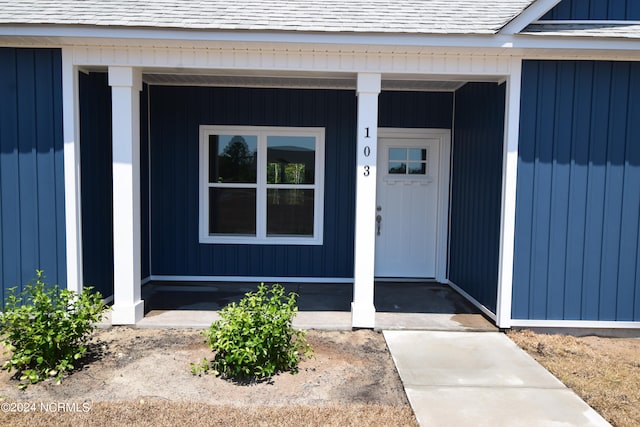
[0,48,66,305]
[449,82,506,313]
[148,87,452,278]
[543,0,640,20]
[141,83,150,279]
[513,60,640,322]
[79,72,114,298]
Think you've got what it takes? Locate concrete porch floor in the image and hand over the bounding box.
[124,281,497,331]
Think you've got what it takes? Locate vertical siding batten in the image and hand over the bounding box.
[16,50,39,285]
[546,62,573,319]
[564,61,590,319]
[531,61,556,319]
[600,62,628,320]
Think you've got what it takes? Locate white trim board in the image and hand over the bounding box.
[511,319,640,329]
[496,58,522,329]
[147,275,354,284]
[3,26,640,53]
[61,47,84,294]
[446,280,497,321]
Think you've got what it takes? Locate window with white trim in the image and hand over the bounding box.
[199,126,324,245]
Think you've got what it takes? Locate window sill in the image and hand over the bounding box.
[199,235,323,245]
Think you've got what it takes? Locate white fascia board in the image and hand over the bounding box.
[2,24,640,52]
[2,27,640,61]
[3,28,640,66]
[0,25,500,47]
[500,0,562,35]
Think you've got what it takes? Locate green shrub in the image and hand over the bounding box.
[0,270,108,388]
[195,283,312,380]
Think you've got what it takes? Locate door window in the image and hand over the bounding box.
[388,148,427,175]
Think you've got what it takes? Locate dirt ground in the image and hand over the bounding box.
[509,330,640,427]
[0,327,417,426]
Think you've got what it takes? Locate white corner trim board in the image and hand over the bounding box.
[61,47,84,294]
[496,58,522,330]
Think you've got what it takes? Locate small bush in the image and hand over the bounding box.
[0,270,108,388]
[195,283,312,380]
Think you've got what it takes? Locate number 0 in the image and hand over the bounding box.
[364,146,371,157]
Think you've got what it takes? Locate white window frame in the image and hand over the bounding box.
[199,125,325,245]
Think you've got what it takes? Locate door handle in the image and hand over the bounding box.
[376,214,382,236]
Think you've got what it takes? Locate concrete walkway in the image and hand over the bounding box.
[384,331,611,427]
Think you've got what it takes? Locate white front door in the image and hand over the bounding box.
[374,133,446,278]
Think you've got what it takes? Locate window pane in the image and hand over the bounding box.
[408,148,427,161]
[388,162,406,174]
[209,188,256,235]
[389,148,406,161]
[267,189,314,236]
[209,135,257,183]
[408,163,426,175]
[267,136,315,184]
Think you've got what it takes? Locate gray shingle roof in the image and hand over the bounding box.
[523,23,640,39]
[0,0,535,34]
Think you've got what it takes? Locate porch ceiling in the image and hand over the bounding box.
[141,72,491,92]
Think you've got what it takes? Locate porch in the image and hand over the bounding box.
[63,42,521,330]
[126,281,496,331]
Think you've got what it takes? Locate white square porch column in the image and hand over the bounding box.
[109,66,144,325]
[352,73,381,328]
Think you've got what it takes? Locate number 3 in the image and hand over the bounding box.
[364,165,370,176]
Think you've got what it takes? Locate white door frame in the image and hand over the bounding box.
[377,128,451,283]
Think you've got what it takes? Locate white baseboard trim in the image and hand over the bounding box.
[375,277,437,282]
[510,319,640,329]
[147,275,354,284]
[446,280,497,321]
